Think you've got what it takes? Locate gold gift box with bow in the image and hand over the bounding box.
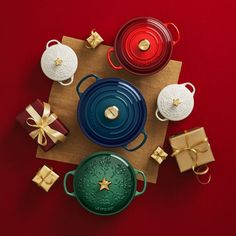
[151,147,168,164]
[86,30,104,49]
[169,127,215,173]
[32,165,59,192]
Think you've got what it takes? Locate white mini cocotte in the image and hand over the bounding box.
[41,39,78,86]
[156,83,196,121]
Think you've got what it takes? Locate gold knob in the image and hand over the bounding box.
[54,58,63,66]
[138,39,150,51]
[98,178,111,191]
[104,106,119,120]
[173,98,181,107]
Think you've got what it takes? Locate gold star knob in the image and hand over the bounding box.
[104,106,119,120]
[138,39,150,51]
[98,178,111,191]
[54,58,63,66]
[173,98,181,107]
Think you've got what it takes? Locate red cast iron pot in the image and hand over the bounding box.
[107,17,180,76]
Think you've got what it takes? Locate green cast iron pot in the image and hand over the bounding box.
[64,152,147,216]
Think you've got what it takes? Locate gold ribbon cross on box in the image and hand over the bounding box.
[171,131,211,184]
[32,165,59,192]
[86,29,104,49]
[26,102,66,146]
[151,147,168,164]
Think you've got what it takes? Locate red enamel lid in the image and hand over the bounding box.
[114,17,176,75]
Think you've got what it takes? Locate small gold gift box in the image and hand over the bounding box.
[86,30,104,49]
[169,127,215,173]
[32,165,59,192]
[151,147,168,164]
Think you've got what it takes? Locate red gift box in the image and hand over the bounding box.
[16,99,69,151]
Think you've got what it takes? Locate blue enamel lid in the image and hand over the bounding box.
[76,74,147,151]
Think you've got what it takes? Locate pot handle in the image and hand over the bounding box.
[182,82,196,96]
[76,74,100,98]
[122,130,147,152]
[63,170,76,198]
[107,47,123,70]
[59,75,74,86]
[164,23,180,46]
[134,169,147,197]
[46,39,61,49]
[155,109,168,122]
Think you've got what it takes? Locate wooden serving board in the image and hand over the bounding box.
[36,36,182,183]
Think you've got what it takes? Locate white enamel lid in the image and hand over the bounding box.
[156,83,196,121]
[41,40,78,85]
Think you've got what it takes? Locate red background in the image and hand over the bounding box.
[1,0,235,235]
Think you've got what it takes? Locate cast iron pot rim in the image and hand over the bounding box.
[77,77,147,148]
[113,16,174,76]
[72,151,138,216]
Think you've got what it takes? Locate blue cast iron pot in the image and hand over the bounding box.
[76,74,147,151]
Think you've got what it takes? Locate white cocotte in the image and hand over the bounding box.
[41,39,78,86]
[156,83,196,121]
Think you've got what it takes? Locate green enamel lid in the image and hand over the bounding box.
[67,152,139,215]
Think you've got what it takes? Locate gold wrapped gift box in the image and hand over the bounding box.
[86,30,104,49]
[151,147,168,164]
[169,127,215,173]
[32,165,59,192]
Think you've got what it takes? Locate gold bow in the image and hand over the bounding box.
[26,102,66,146]
[171,131,211,184]
[86,29,104,49]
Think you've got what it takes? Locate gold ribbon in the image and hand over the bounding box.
[85,29,103,49]
[36,168,54,186]
[26,102,66,146]
[171,131,211,184]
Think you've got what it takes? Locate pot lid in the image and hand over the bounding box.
[78,77,147,147]
[73,152,137,215]
[115,17,173,74]
[157,83,195,121]
[41,39,78,81]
